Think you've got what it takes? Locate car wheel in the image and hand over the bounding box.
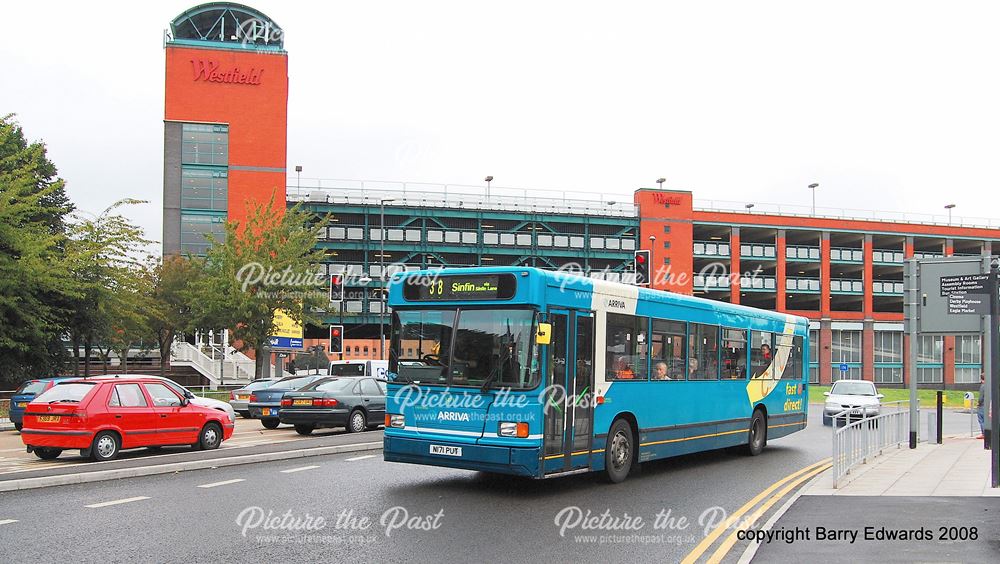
[294,424,315,436]
[603,418,635,483]
[347,410,367,433]
[91,431,120,462]
[745,410,767,456]
[14,422,23,432]
[198,422,223,450]
[34,448,61,460]
[261,418,280,429]
[822,415,832,426]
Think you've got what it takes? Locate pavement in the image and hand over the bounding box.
[744,435,1000,562]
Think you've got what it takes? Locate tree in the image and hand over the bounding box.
[64,199,153,376]
[0,115,75,387]
[147,255,203,376]
[189,196,326,377]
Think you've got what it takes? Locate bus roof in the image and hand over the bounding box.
[388,266,809,329]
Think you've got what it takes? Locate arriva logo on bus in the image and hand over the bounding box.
[437,411,471,422]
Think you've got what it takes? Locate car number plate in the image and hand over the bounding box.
[17,402,27,408]
[850,409,863,415]
[37,415,60,423]
[237,395,249,400]
[262,408,272,416]
[293,399,311,406]
[429,445,462,457]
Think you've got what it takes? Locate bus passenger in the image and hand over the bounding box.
[653,361,671,380]
[688,357,699,378]
[614,356,635,379]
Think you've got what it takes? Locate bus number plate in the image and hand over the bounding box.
[430,445,462,457]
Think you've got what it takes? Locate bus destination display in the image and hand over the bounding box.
[405,274,516,301]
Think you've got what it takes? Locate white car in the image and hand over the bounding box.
[823,379,884,426]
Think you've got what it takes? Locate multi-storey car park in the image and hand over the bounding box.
[160,3,1000,391]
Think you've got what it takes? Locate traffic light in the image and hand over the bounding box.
[329,325,344,355]
[330,274,343,304]
[634,250,651,286]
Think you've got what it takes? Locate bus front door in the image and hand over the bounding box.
[542,310,595,475]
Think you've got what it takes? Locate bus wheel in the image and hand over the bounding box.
[746,410,767,456]
[603,419,634,483]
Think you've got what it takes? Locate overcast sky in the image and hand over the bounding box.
[4,1,1000,247]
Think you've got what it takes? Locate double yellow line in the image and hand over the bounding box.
[680,457,831,564]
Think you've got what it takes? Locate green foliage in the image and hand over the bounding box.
[188,196,327,377]
[64,198,154,375]
[147,254,204,375]
[0,114,76,386]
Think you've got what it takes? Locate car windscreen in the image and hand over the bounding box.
[305,379,357,392]
[244,380,276,391]
[34,382,97,403]
[16,380,47,395]
[830,382,876,396]
[270,376,316,390]
[329,363,366,377]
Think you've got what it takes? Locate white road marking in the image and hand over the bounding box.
[280,465,320,474]
[345,455,375,462]
[0,519,18,526]
[197,478,245,489]
[85,496,150,508]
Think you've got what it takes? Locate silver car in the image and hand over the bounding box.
[230,379,278,418]
[823,379,884,425]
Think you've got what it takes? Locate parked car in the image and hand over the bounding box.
[248,375,329,429]
[823,379,884,425]
[8,377,75,431]
[329,359,388,379]
[230,378,278,418]
[85,375,236,424]
[279,377,386,435]
[20,377,234,461]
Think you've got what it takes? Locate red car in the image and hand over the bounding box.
[20,376,235,462]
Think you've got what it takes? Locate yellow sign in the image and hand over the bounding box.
[536,323,552,345]
[269,309,304,349]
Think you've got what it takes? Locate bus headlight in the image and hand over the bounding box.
[499,422,529,438]
[387,414,405,428]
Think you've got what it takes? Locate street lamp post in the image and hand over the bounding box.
[295,165,302,196]
[945,203,956,225]
[656,178,666,190]
[745,203,755,213]
[379,198,396,360]
[484,176,493,199]
[808,183,819,215]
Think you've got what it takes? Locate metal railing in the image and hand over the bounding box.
[832,401,914,488]
[287,178,638,218]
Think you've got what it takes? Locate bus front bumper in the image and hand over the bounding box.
[383,436,541,477]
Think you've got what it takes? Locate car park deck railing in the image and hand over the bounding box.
[832,402,914,488]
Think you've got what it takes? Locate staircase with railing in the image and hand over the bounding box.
[170,342,293,388]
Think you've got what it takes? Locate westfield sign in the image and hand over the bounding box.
[190,60,264,85]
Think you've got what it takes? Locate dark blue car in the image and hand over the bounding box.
[9,377,75,431]
[247,375,328,429]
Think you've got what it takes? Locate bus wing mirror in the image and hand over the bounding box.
[536,323,552,345]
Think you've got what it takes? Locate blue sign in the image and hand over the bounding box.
[268,336,304,350]
[839,363,849,373]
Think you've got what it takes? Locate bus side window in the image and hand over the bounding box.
[751,331,774,378]
[651,319,686,380]
[780,335,804,380]
[722,328,747,379]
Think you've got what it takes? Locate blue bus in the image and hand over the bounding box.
[383,267,809,482]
